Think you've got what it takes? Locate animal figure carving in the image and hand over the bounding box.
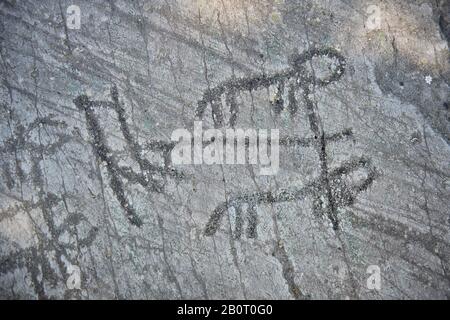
[73,48,377,235]
[204,156,377,238]
[195,47,346,127]
[198,47,377,237]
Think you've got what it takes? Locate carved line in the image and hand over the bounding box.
[74,87,184,227]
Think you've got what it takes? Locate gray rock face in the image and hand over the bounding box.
[0,0,449,299]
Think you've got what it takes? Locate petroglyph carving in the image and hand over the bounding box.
[201,48,378,237]
[74,86,184,227]
[0,104,97,298]
[0,103,71,190]
[195,47,346,127]
[204,156,378,238]
[73,48,377,235]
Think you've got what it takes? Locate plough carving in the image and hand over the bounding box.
[74,86,184,226]
[74,48,377,235]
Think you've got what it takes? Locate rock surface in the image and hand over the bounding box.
[0,0,449,299]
